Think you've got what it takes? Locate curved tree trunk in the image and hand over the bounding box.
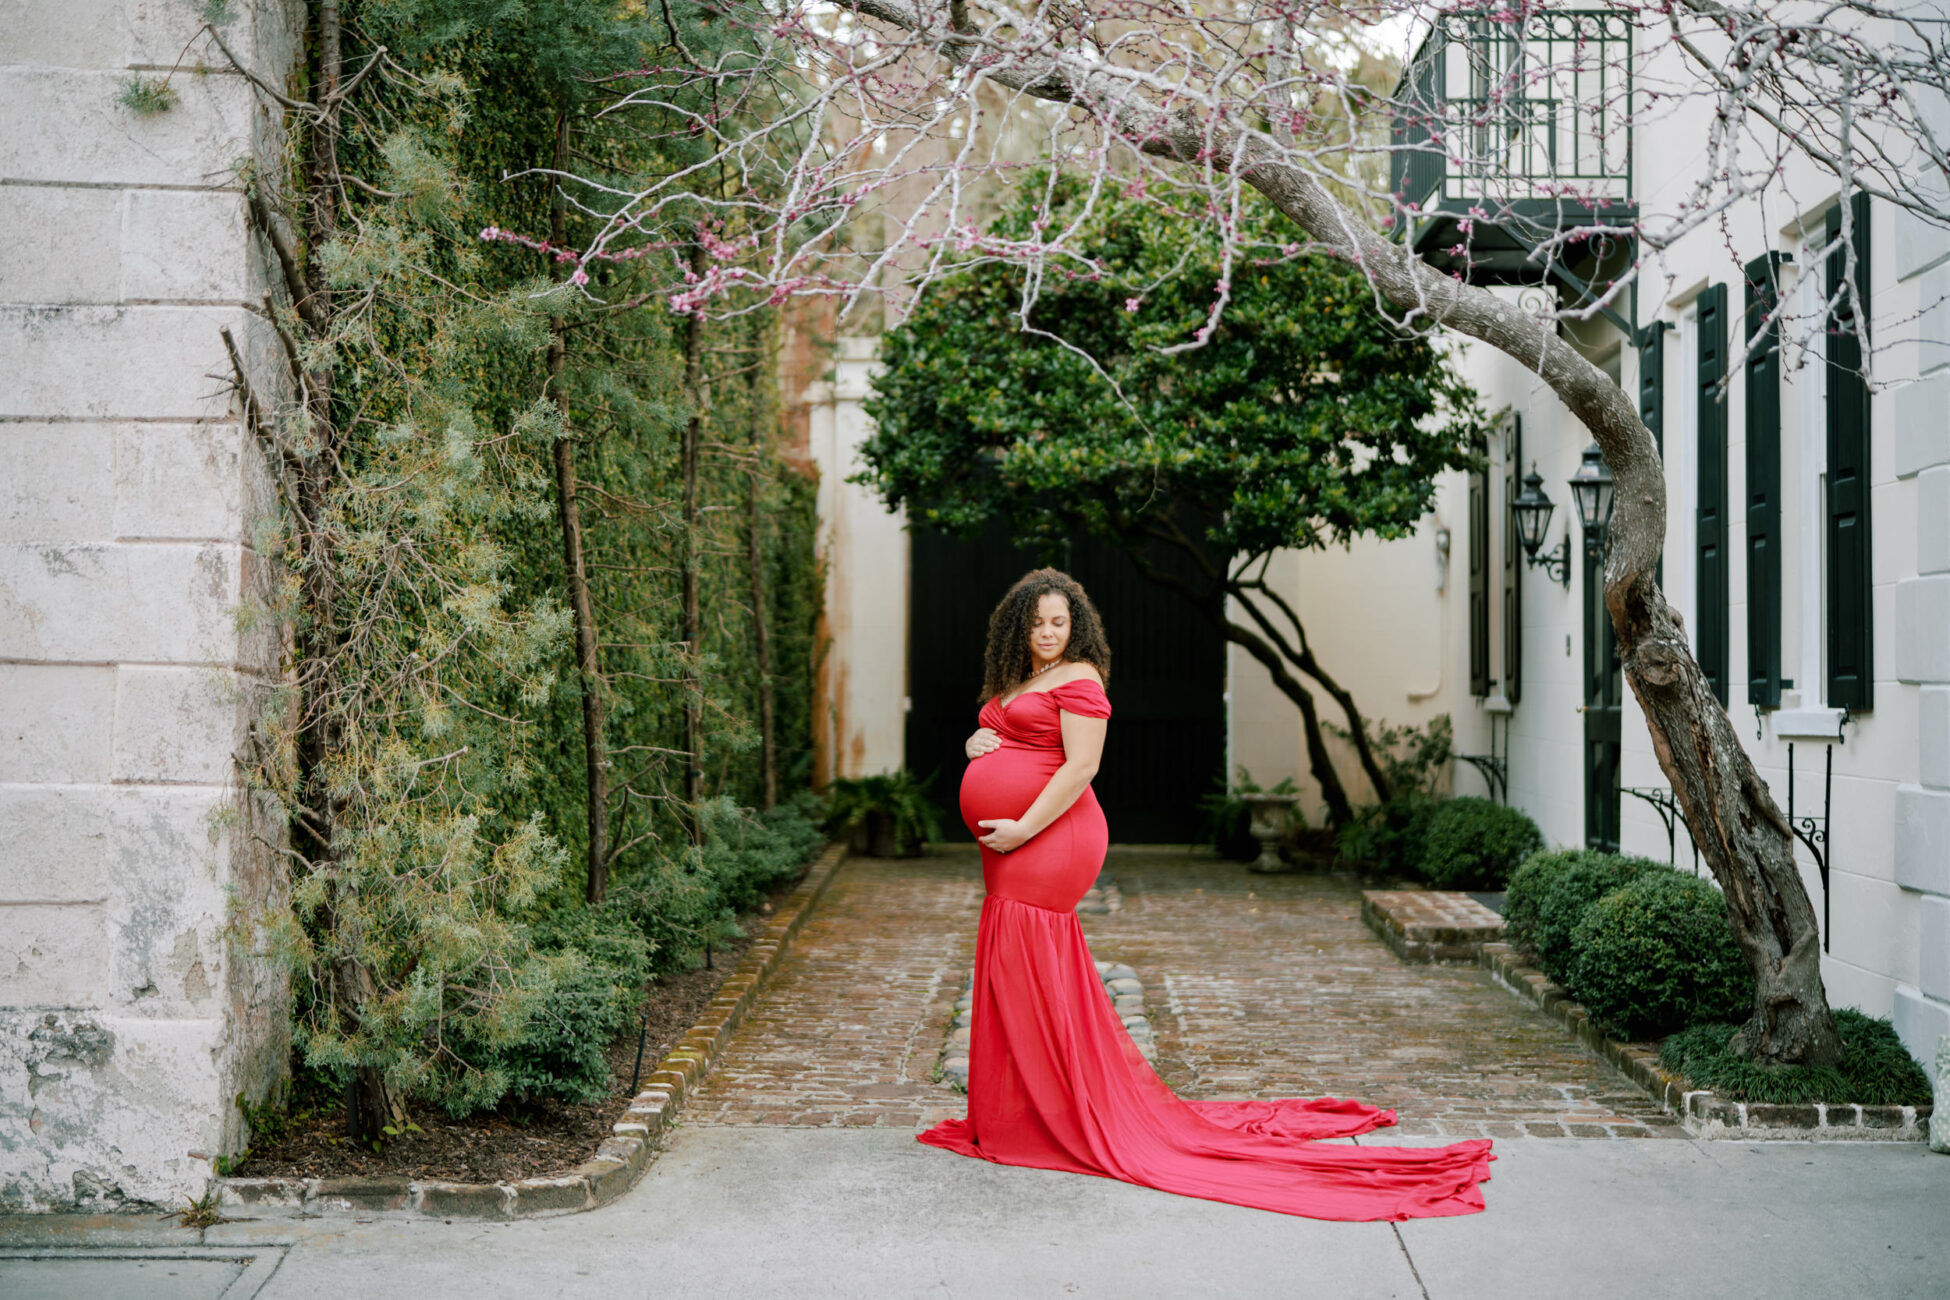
[847,0,1842,1064]
[1229,578,1394,805]
[1120,542,1357,827]
[1224,618,1355,830]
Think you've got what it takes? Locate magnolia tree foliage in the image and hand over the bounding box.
[536,0,1950,1067]
[858,182,1482,821]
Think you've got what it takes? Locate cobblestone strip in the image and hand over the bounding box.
[936,960,1157,1090]
[1076,871,1125,914]
[1480,942,1935,1141]
[216,843,855,1220]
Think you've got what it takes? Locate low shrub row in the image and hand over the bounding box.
[1504,847,1753,1040]
[1339,791,1925,1100]
[1659,1011,1934,1106]
[454,793,828,1112]
[1336,795,1543,891]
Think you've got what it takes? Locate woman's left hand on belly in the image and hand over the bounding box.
[976,818,1029,852]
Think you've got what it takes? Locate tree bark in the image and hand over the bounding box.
[546,110,612,903]
[846,0,1841,1064]
[336,954,404,1138]
[680,244,707,838]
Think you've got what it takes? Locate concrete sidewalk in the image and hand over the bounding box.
[4,1125,1945,1298]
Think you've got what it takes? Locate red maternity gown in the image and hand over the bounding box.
[917,678,1494,1221]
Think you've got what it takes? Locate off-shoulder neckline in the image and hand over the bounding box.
[995,672,1106,711]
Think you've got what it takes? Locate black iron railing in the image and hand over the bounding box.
[1392,9,1634,219]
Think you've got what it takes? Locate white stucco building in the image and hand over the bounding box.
[1228,8,1950,1073]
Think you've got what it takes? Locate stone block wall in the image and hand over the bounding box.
[1892,183,1950,1066]
[0,0,297,1210]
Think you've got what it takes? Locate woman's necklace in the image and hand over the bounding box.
[1003,658,1064,707]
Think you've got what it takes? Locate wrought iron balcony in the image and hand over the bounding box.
[1390,8,1636,286]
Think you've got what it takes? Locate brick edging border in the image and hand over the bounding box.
[217,841,853,1219]
[1479,941,1934,1141]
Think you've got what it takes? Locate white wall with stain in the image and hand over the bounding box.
[0,0,295,1210]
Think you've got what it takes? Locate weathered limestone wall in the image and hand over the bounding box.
[0,0,297,1209]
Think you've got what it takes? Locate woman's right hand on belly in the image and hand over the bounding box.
[965,727,1001,760]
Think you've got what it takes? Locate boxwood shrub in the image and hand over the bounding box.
[1411,797,1543,890]
[1505,849,1604,960]
[1521,851,1666,985]
[1564,871,1755,1040]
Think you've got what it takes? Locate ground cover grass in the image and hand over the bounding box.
[1659,1010,1933,1106]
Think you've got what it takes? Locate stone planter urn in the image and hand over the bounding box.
[1241,793,1300,874]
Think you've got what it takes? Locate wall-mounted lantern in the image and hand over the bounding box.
[1511,466,1570,588]
[1567,442,1616,557]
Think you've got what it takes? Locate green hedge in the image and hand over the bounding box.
[1411,797,1542,890]
[1660,1010,1932,1106]
[1334,796,1435,875]
[1506,849,1665,986]
[1564,872,1755,1040]
[479,794,825,1107]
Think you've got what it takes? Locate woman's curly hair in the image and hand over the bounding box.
[980,567,1113,702]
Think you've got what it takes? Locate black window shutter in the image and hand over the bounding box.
[1469,458,1490,697]
[1502,416,1523,705]
[1639,322,1666,453]
[1696,283,1730,705]
[1745,254,1785,707]
[1826,193,1875,710]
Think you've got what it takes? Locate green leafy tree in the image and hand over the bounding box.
[857,182,1483,825]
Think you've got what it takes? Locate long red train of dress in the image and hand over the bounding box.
[917,678,1494,1221]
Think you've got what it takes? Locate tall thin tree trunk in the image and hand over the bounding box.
[680,244,707,837]
[745,359,777,810]
[545,111,611,903]
[304,0,403,1137]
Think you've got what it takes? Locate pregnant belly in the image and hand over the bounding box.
[959,744,1062,836]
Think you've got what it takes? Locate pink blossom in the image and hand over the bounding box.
[1125,297,1141,313]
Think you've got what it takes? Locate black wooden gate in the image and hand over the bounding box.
[906,517,1226,844]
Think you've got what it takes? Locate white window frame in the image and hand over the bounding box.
[1770,258,1846,739]
[1672,304,1700,655]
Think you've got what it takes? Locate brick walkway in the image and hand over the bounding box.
[687,846,1679,1138]
[684,856,979,1129]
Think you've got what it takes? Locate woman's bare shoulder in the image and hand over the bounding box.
[1058,661,1104,686]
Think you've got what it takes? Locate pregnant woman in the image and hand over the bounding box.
[917,568,1495,1221]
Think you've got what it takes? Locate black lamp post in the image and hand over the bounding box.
[1567,442,1616,557]
[1511,466,1570,588]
